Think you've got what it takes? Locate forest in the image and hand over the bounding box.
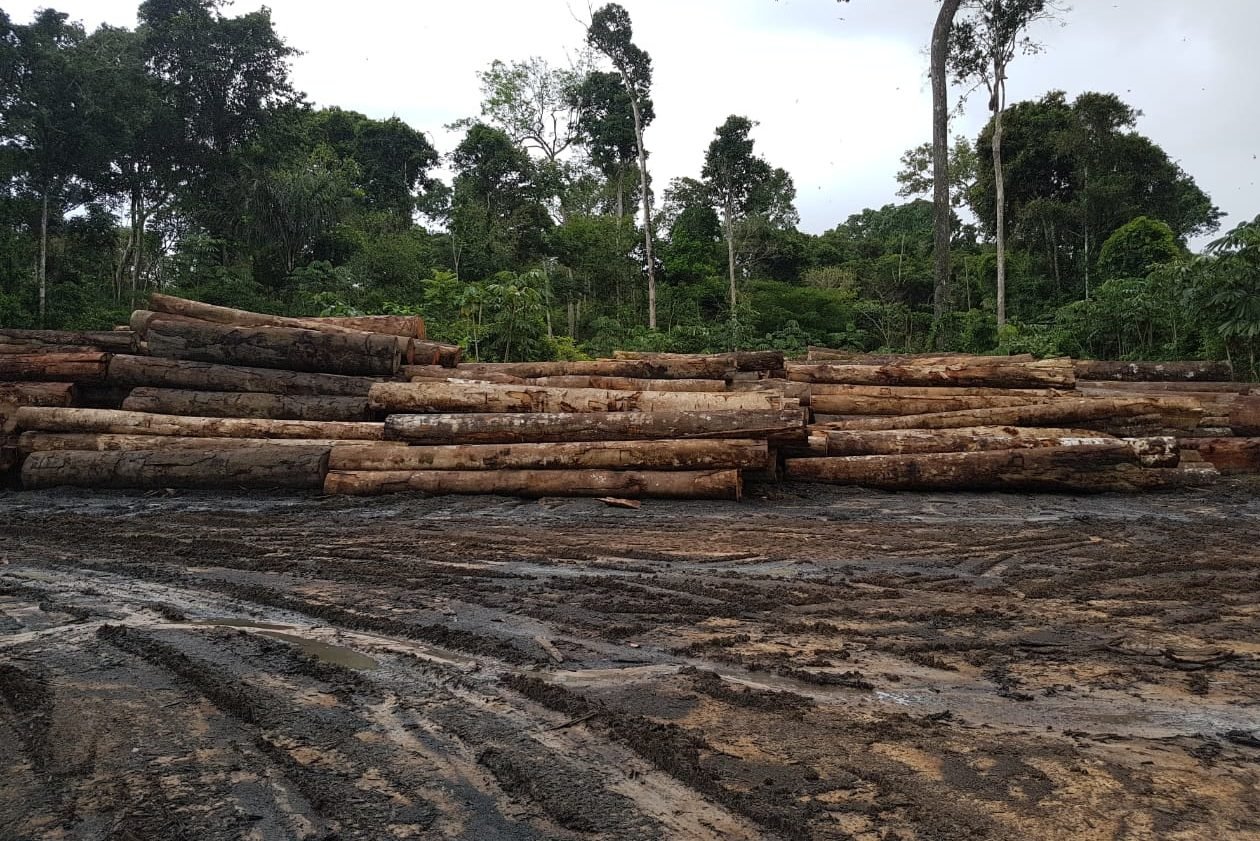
[1,0,1258,370]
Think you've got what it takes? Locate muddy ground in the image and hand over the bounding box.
[1,481,1258,840]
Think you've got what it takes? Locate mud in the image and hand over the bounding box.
[1,481,1258,839]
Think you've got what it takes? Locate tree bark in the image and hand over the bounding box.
[611,350,785,371]
[329,439,768,472]
[526,375,729,392]
[408,358,737,380]
[785,358,1075,388]
[1178,437,1260,474]
[18,432,395,454]
[992,74,1008,330]
[142,317,402,376]
[22,447,330,491]
[931,0,964,341]
[725,204,738,314]
[368,381,796,414]
[1074,360,1234,382]
[16,407,384,440]
[122,388,372,422]
[625,93,657,331]
[0,382,76,406]
[107,355,379,397]
[0,329,135,352]
[818,397,1204,432]
[1077,380,1251,394]
[384,408,808,445]
[38,188,49,327]
[1227,396,1260,436]
[324,468,741,500]
[0,353,110,383]
[809,385,1066,416]
[312,315,426,339]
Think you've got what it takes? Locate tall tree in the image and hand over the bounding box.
[949,0,1059,329]
[586,3,658,329]
[700,115,795,313]
[930,0,964,340]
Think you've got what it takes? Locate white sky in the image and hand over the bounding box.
[11,0,1259,244]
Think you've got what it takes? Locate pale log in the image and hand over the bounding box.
[324,468,742,500]
[0,382,75,406]
[22,447,329,490]
[384,408,809,445]
[785,358,1075,388]
[329,439,768,472]
[19,432,398,454]
[122,388,372,421]
[16,407,383,440]
[108,354,378,396]
[0,353,109,382]
[819,397,1203,432]
[368,381,796,414]
[419,359,735,380]
[610,350,785,372]
[528,375,729,392]
[1074,359,1233,382]
[809,387,1063,416]
[313,314,425,339]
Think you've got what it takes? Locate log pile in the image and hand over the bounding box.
[3,308,1255,496]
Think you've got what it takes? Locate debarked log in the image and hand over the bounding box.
[16,407,383,440]
[328,438,769,471]
[122,388,372,421]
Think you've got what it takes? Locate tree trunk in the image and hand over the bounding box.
[0,353,110,383]
[22,447,329,491]
[818,396,1204,432]
[1074,359,1234,382]
[626,94,656,330]
[18,432,395,454]
[785,358,1075,388]
[142,317,402,376]
[0,382,76,406]
[992,73,1008,330]
[16,407,384,440]
[611,350,785,371]
[384,408,808,445]
[122,388,372,422]
[108,355,379,397]
[724,204,738,315]
[0,329,136,352]
[809,389,1063,416]
[324,468,741,500]
[38,188,49,327]
[930,0,963,343]
[410,358,738,380]
[329,439,768,472]
[311,315,426,339]
[1077,380,1251,394]
[367,381,797,414]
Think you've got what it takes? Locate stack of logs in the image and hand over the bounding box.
[4,303,1260,497]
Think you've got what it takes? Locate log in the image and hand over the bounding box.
[368,381,796,414]
[0,382,76,406]
[108,354,379,397]
[122,388,372,421]
[141,316,401,375]
[1078,380,1252,394]
[785,445,1142,491]
[313,314,425,339]
[146,294,459,366]
[805,348,1033,364]
[808,384,1068,416]
[324,468,742,499]
[329,439,769,472]
[417,359,736,380]
[16,407,384,440]
[610,350,785,372]
[21,447,329,490]
[819,397,1204,432]
[1227,396,1260,436]
[0,353,110,382]
[1177,437,1260,474]
[384,408,809,445]
[0,343,104,355]
[728,380,814,403]
[0,328,135,353]
[785,358,1076,388]
[1074,359,1233,382]
[18,432,400,454]
[527,376,729,392]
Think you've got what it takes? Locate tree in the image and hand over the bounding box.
[586,3,658,329]
[570,69,651,220]
[1190,216,1260,375]
[471,57,582,165]
[930,0,964,341]
[701,115,795,314]
[949,0,1060,329]
[896,135,979,208]
[1096,216,1181,282]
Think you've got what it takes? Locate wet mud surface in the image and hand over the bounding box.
[1,481,1258,839]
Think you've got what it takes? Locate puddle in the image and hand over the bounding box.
[259,631,379,670]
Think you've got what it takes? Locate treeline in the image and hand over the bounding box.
[1,1,1258,371]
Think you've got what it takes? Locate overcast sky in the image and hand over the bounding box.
[9,0,1258,245]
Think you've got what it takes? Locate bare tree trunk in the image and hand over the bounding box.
[992,74,1008,330]
[38,187,49,327]
[930,0,963,346]
[724,204,737,314]
[627,94,656,330]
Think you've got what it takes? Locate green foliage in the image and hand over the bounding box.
[1097,216,1181,281]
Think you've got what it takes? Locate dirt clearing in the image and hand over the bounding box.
[1,482,1258,839]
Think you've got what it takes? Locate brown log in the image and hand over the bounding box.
[418,359,736,380]
[0,353,110,382]
[808,384,1068,416]
[368,381,796,414]
[528,375,729,392]
[324,468,742,499]
[0,343,104,355]
[785,358,1075,388]
[610,350,785,372]
[0,382,76,406]
[727,380,814,403]
[21,447,329,490]
[146,294,459,366]
[384,408,809,445]
[1078,380,1252,394]
[805,347,1033,364]
[141,316,401,375]
[107,354,379,397]
[329,439,768,472]
[819,397,1204,432]
[0,328,135,353]
[122,388,372,421]
[19,432,399,454]
[1074,359,1233,382]
[16,407,383,440]
[786,445,1142,491]
[313,314,425,339]
[1227,396,1260,436]
[1177,437,1260,474]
